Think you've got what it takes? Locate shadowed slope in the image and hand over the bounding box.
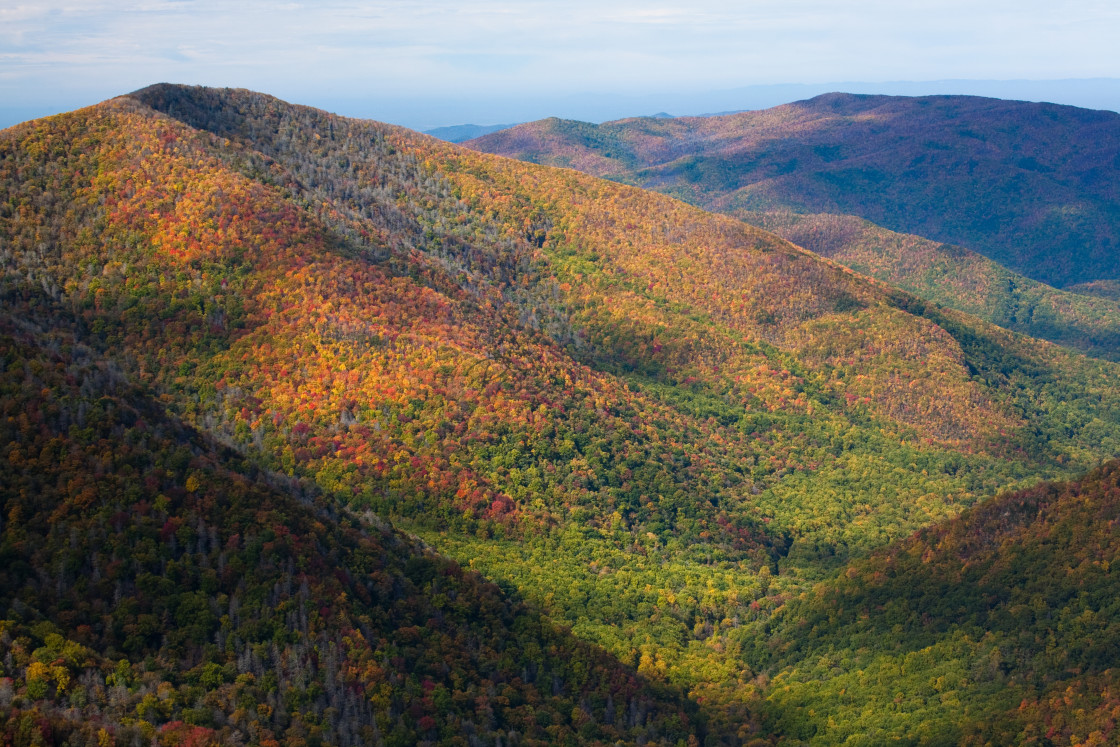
[0,297,699,746]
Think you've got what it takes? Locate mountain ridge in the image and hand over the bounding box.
[465,92,1120,283]
[424,123,519,143]
[465,92,1120,359]
[4,84,1120,742]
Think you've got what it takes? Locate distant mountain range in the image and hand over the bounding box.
[467,93,1120,290]
[4,84,1120,743]
[465,92,1120,358]
[423,122,519,143]
[7,78,1120,133]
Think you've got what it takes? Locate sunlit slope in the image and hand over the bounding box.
[130,85,1119,456]
[468,93,1120,289]
[108,86,1120,566]
[744,460,1120,744]
[4,84,1120,737]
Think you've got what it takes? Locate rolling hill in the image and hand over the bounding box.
[743,210,1120,360]
[4,84,1120,742]
[465,94,1120,358]
[747,459,1120,745]
[466,93,1120,289]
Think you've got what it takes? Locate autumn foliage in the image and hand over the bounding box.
[3,85,1120,743]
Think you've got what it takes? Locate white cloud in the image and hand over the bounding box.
[1,0,1118,127]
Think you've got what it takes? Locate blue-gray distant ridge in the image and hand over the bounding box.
[424,122,519,143]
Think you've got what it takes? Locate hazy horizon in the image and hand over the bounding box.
[3,77,1120,134]
[2,0,1120,129]
[2,1,1118,130]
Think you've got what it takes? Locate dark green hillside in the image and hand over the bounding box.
[744,461,1120,744]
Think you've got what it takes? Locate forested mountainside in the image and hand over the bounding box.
[3,84,1120,743]
[0,300,697,746]
[1066,280,1120,302]
[747,461,1120,746]
[465,93,1120,357]
[742,211,1120,360]
[466,93,1120,289]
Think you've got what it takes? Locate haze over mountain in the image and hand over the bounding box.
[4,84,1120,743]
[423,123,521,143]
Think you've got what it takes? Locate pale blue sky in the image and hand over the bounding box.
[2,1,1119,129]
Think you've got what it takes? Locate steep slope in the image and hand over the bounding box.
[744,460,1120,744]
[744,211,1120,360]
[5,84,1120,738]
[0,298,698,746]
[467,93,1120,289]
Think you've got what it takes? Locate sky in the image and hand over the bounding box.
[2,0,1119,130]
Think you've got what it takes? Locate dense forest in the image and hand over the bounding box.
[0,298,698,746]
[747,461,1120,745]
[741,211,1120,361]
[465,94,1120,359]
[1,84,1119,744]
